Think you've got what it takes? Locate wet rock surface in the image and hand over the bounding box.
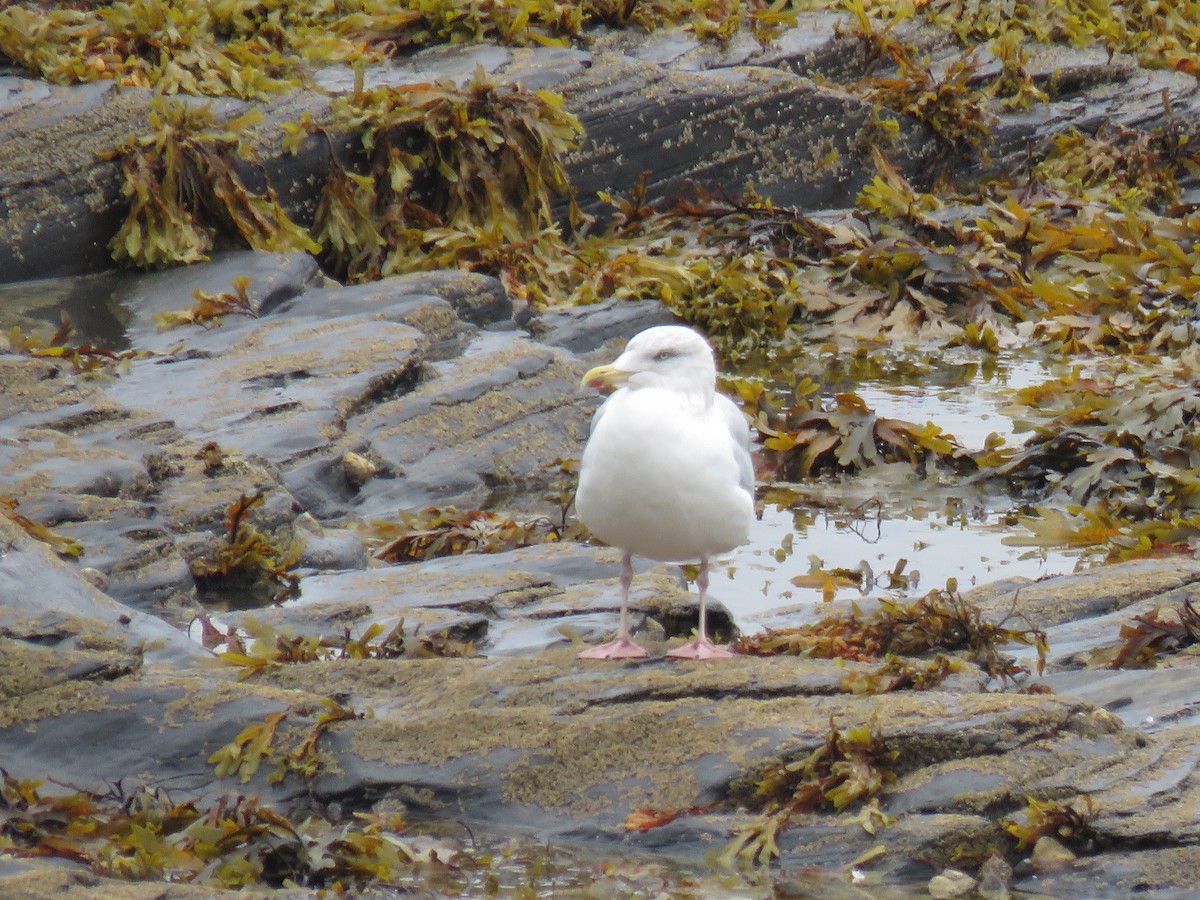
[5,10,1200,899]
[3,249,1200,896]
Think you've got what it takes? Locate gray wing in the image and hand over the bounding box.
[716,394,755,496]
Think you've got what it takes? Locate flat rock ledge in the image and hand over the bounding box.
[3,252,1200,896]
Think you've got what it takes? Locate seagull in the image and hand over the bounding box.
[574,325,755,660]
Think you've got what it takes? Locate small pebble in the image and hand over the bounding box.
[80,566,108,591]
[977,853,1013,899]
[1031,835,1077,874]
[342,450,377,487]
[928,868,976,898]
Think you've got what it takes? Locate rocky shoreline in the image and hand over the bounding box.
[6,6,1200,897]
[1,251,1200,896]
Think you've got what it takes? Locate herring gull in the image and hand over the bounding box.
[574,325,755,660]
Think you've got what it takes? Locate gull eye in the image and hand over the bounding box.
[654,349,674,361]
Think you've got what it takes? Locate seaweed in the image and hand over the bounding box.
[1036,123,1199,206]
[840,652,965,693]
[365,504,581,564]
[2,314,140,374]
[558,169,1025,355]
[0,769,448,890]
[286,67,582,288]
[536,184,827,355]
[728,367,971,481]
[623,802,717,833]
[837,0,914,74]
[1002,795,1098,853]
[733,586,1048,680]
[308,155,386,283]
[0,496,83,558]
[189,491,300,602]
[0,0,804,105]
[1080,598,1200,669]
[988,29,1049,110]
[154,274,258,329]
[916,0,1200,78]
[194,441,232,476]
[719,717,897,865]
[103,96,318,269]
[0,1,302,99]
[209,698,362,785]
[209,616,473,678]
[983,364,1200,559]
[14,0,1200,366]
[746,386,969,478]
[861,46,994,157]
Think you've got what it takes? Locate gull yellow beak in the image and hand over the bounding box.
[581,363,631,391]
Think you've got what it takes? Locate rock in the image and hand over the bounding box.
[0,79,139,282]
[242,655,1089,831]
[349,331,593,515]
[213,541,736,656]
[292,513,367,571]
[78,566,107,591]
[969,558,1200,739]
[0,577,1133,877]
[528,297,679,355]
[562,48,932,217]
[103,298,429,467]
[342,269,511,329]
[117,250,324,350]
[928,868,976,898]
[1014,844,1200,898]
[976,853,1013,899]
[6,453,1200,898]
[0,254,559,614]
[339,450,377,488]
[1030,835,1077,874]
[968,557,1200,629]
[0,514,207,671]
[7,259,1200,893]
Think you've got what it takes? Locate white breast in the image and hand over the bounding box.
[575,387,754,562]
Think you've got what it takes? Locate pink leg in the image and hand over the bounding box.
[578,551,649,660]
[667,556,734,660]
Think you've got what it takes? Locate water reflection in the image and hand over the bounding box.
[716,350,1096,629]
[0,270,135,349]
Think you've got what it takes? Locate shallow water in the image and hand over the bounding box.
[714,351,1093,629]
[0,271,134,349]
